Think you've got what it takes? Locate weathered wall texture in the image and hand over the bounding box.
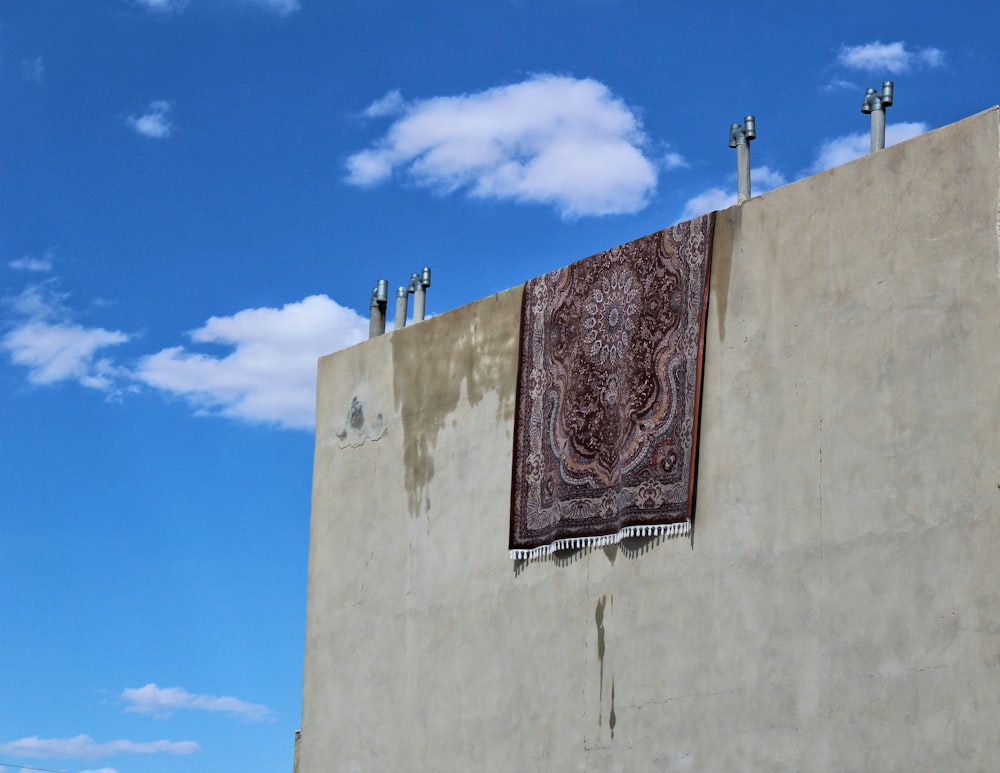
[300,107,1000,772]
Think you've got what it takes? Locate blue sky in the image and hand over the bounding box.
[0,1,995,771]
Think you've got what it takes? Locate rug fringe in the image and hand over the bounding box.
[509,521,690,561]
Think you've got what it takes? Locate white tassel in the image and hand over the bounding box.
[511,521,691,560]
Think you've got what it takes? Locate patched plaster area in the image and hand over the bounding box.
[322,393,387,448]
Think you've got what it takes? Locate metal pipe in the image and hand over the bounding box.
[729,115,756,203]
[368,279,388,339]
[413,285,426,322]
[405,272,421,324]
[736,143,751,203]
[394,286,408,330]
[413,267,431,322]
[861,81,893,153]
[369,290,379,338]
[870,108,886,152]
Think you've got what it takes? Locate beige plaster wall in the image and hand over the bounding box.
[299,107,1000,772]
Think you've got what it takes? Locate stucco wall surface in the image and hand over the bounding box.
[300,107,1000,772]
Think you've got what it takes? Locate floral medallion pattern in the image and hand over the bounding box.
[510,213,715,554]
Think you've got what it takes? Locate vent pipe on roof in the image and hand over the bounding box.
[412,267,431,322]
[368,279,388,339]
[861,81,894,152]
[394,285,409,330]
[385,267,433,332]
[729,115,756,203]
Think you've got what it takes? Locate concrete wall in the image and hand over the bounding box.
[300,107,1000,772]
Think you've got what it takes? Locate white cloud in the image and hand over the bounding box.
[133,294,368,430]
[363,89,405,118]
[3,278,366,430]
[917,48,945,68]
[678,165,787,221]
[346,150,394,184]
[79,768,119,773]
[127,101,173,139]
[9,250,54,272]
[3,322,127,389]
[810,121,928,173]
[679,187,735,222]
[345,74,659,218]
[837,41,945,74]
[0,735,198,760]
[6,281,67,319]
[752,166,787,191]
[122,683,272,722]
[1,283,129,390]
[821,77,857,93]
[661,150,687,170]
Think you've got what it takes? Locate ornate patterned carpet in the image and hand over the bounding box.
[510,213,715,559]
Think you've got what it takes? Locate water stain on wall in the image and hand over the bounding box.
[712,206,737,344]
[596,594,613,730]
[390,287,523,518]
[609,678,616,739]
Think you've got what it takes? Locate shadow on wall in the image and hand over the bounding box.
[513,531,687,576]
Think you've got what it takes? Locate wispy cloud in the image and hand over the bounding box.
[21,56,44,84]
[122,683,272,722]
[821,77,857,93]
[837,41,945,73]
[661,149,687,171]
[809,121,928,173]
[346,75,660,218]
[248,0,300,15]
[127,101,173,139]
[130,0,297,14]
[1,283,129,390]
[131,0,189,13]
[3,322,126,389]
[679,165,787,221]
[0,735,198,760]
[9,250,54,272]
[133,294,368,430]
[362,89,405,118]
[79,769,119,773]
[750,166,787,191]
